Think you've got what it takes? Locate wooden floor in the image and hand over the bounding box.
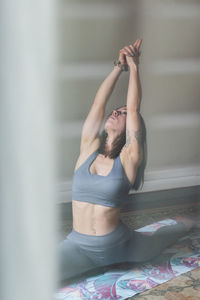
[129,268,200,300]
[58,185,200,299]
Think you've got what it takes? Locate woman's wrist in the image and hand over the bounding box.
[114,59,128,72]
[112,61,139,75]
[129,64,139,73]
[113,65,123,75]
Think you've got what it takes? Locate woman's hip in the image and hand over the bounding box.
[66,219,131,251]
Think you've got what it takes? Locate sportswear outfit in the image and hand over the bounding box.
[58,150,187,282]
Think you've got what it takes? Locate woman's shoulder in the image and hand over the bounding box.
[74,138,100,172]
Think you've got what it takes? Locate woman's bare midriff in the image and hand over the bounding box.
[72,200,121,236]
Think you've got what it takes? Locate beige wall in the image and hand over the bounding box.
[56,0,200,202]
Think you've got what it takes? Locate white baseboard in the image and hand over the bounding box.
[57,165,200,204]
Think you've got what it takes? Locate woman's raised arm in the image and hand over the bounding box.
[80,54,126,152]
[121,39,143,165]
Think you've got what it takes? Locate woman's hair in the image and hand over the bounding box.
[98,106,147,191]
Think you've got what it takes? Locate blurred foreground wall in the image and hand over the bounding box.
[0,0,58,299]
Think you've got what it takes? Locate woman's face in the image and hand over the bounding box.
[104,106,127,134]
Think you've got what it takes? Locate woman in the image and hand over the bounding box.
[58,38,199,285]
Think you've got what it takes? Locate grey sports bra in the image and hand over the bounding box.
[72,150,133,208]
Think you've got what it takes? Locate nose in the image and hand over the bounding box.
[112,110,119,117]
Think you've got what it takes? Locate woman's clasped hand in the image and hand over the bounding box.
[118,38,142,68]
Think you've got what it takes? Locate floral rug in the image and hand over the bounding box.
[55,219,200,300]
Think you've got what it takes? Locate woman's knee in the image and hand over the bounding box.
[126,232,162,262]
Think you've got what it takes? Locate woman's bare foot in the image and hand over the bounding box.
[175,215,200,231]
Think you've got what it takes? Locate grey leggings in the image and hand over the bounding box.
[58,219,187,283]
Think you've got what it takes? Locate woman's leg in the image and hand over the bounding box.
[126,220,190,263]
[57,237,96,283]
[57,222,131,285]
[57,217,198,285]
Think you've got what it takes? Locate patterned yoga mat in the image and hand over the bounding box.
[55,219,200,300]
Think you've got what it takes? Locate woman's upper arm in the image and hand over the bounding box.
[80,102,105,152]
[123,110,143,165]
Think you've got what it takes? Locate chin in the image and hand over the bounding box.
[104,122,111,131]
